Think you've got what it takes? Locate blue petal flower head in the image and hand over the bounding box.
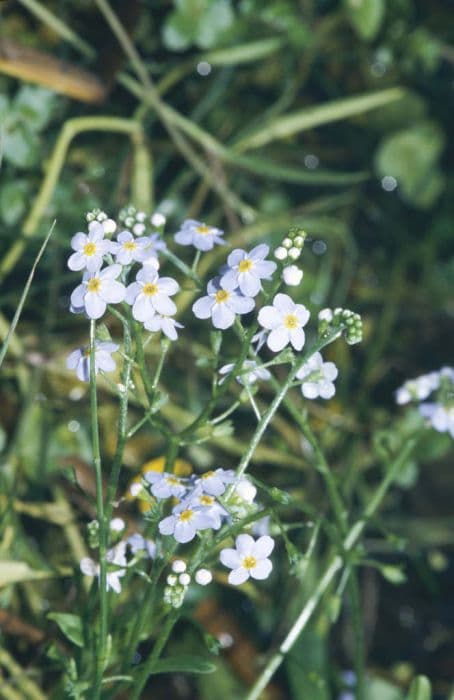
[221,244,277,297]
[192,276,255,330]
[174,219,225,252]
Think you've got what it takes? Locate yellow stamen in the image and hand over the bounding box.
[123,241,137,251]
[87,278,101,293]
[200,495,214,506]
[215,290,229,303]
[196,225,211,234]
[238,259,252,272]
[284,314,298,329]
[83,242,96,256]
[201,470,215,479]
[242,555,257,570]
[178,509,194,522]
[166,476,180,486]
[143,282,158,296]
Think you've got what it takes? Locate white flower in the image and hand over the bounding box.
[192,277,255,330]
[220,244,277,297]
[70,265,126,320]
[125,268,179,322]
[68,222,111,273]
[395,372,440,405]
[219,360,271,386]
[194,468,235,497]
[144,471,187,499]
[232,478,257,503]
[142,233,167,258]
[296,351,338,399]
[419,403,454,438]
[127,534,156,558]
[179,573,191,586]
[274,246,288,261]
[258,293,310,352]
[282,265,303,286]
[66,341,119,382]
[159,504,216,543]
[110,230,153,265]
[144,314,183,341]
[174,219,225,251]
[220,534,274,585]
[183,489,228,529]
[172,560,187,574]
[80,542,127,594]
[110,517,125,532]
[195,569,212,585]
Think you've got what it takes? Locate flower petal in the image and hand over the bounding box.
[85,293,106,319]
[193,296,214,319]
[250,559,272,580]
[258,306,282,329]
[267,327,289,352]
[253,535,275,559]
[100,280,126,304]
[212,304,235,329]
[289,327,305,351]
[228,567,249,585]
[236,533,255,556]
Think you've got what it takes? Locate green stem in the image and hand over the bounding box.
[89,321,108,698]
[244,436,418,700]
[131,610,179,700]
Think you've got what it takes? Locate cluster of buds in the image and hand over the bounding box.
[119,205,166,237]
[163,560,213,608]
[86,208,117,235]
[318,307,363,345]
[274,227,307,263]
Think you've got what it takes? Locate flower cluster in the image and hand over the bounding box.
[396,367,454,438]
[66,213,178,380]
[318,307,363,345]
[192,243,276,329]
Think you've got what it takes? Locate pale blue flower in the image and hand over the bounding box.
[192,277,254,330]
[219,360,271,386]
[66,341,119,382]
[221,244,276,297]
[144,314,183,341]
[125,268,179,322]
[194,468,235,497]
[70,264,126,320]
[296,351,338,399]
[220,534,274,585]
[110,230,153,265]
[258,293,310,352]
[68,222,111,273]
[159,504,216,543]
[419,403,454,438]
[181,488,228,530]
[144,471,187,499]
[174,219,225,251]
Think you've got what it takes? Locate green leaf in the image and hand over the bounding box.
[375,120,445,207]
[48,613,84,648]
[0,180,30,225]
[366,678,404,700]
[406,676,432,700]
[3,123,39,168]
[380,564,407,584]
[233,87,405,152]
[345,0,385,41]
[14,86,55,132]
[150,654,216,675]
[163,0,234,51]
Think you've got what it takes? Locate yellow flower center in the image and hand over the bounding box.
[238,259,252,273]
[166,476,180,486]
[215,290,229,303]
[123,241,137,251]
[201,470,215,479]
[178,509,194,522]
[143,282,158,296]
[87,278,101,293]
[284,313,298,329]
[242,556,257,570]
[196,225,211,235]
[83,242,97,256]
[200,495,214,506]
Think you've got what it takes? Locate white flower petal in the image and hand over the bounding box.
[193,296,214,319]
[212,304,235,329]
[85,293,106,320]
[250,559,272,580]
[253,535,275,559]
[229,567,250,585]
[258,306,282,329]
[289,327,305,351]
[236,533,255,556]
[267,327,289,352]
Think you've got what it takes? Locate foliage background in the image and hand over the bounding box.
[0,0,453,698]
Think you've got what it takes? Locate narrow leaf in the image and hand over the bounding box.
[47,613,83,648]
[150,655,216,675]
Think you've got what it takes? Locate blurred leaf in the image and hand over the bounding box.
[345,0,385,41]
[151,654,216,674]
[366,678,404,700]
[0,180,30,225]
[48,612,83,648]
[163,0,234,51]
[0,561,69,587]
[234,88,405,151]
[14,86,55,132]
[285,627,329,700]
[202,38,283,66]
[406,675,432,700]
[3,123,39,168]
[375,121,445,207]
[380,564,407,584]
